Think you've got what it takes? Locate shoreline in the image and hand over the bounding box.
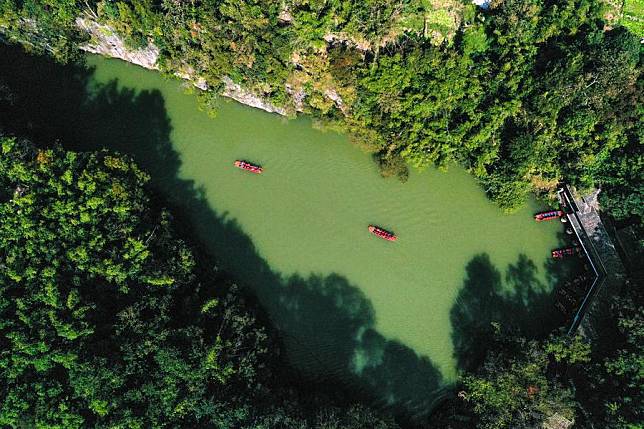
[76,17,292,117]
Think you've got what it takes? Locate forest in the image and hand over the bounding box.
[0,0,642,428]
[0,133,641,427]
[0,136,405,428]
[1,0,641,217]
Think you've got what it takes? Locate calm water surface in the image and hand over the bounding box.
[29,53,569,415]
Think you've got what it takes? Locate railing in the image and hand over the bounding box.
[557,187,607,335]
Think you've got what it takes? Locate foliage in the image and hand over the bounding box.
[0,0,86,61]
[0,0,641,217]
[457,281,644,429]
[0,136,400,428]
[462,333,589,429]
[575,280,644,428]
[591,91,644,222]
[354,0,641,212]
[374,148,409,182]
[0,137,267,427]
[622,0,644,38]
[251,404,400,429]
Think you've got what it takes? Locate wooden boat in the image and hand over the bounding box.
[234,160,263,174]
[368,225,397,241]
[552,247,579,259]
[534,210,564,221]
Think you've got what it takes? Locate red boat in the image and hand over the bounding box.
[234,160,263,174]
[552,247,579,259]
[535,210,564,221]
[369,225,397,241]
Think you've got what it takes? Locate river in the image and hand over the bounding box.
[1,47,567,417]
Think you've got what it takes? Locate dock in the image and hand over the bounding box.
[557,186,626,337]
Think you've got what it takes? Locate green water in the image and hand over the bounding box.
[5,49,567,416]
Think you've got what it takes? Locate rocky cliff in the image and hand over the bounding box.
[76,18,289,116]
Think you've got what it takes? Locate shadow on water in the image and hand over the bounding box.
[0,44,445,421]
[2,44,585,423]
[450,248,579,373]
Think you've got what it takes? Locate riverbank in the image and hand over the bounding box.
[3,1,640,224]
[76,17,293,116]
[1,3,641,425]
[0,44,569,417]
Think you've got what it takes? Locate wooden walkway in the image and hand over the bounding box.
[558,187,626,336]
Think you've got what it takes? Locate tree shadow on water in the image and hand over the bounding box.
[273,274,446,419]
[0,44,175,189]
[0,44,94,143]
[181,206,447,419]
[0,44,445,421]
[450,253,571,373]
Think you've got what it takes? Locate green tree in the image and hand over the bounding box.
[0,136,402,428]
[462,334,590,429]
[0,137,268,427]
[575,280,644,428]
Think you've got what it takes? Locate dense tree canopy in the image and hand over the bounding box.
[351,0,642,214]
[462,333,590,429]
[0,137,400,428]
[574,280,644,428]
[0,1,642,427]
[0,137,269,427]
[1,0,641,216]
